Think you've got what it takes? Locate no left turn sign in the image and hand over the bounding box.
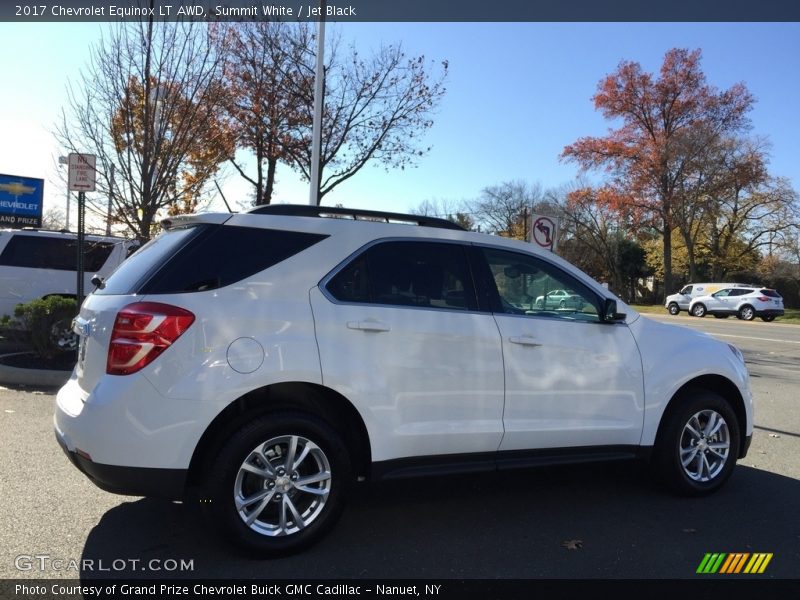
[532,215,557,250]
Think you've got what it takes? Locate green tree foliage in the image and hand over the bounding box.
[6,297,77,360]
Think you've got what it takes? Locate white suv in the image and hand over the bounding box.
[54,205,754,555]
[0,228,138,319]
[689,287,785,321]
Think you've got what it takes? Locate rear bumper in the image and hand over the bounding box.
[55,426,186,498]
[755,309,784,317]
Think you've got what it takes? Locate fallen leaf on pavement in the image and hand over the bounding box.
[562,540,583,550]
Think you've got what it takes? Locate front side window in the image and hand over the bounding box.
[480,247,600,322]
[326,241,477,312]
[680,285,693,295]
[713,289,733,298]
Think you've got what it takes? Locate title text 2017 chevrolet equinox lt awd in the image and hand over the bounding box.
[55,204,753,555]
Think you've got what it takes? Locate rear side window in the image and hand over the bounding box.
[140,226,327,294]
[730,288,754,296]
[326,241,478,311]
[760,289,782,298]
[0,235,114,272]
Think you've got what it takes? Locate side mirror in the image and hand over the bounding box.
[602,299,626,323]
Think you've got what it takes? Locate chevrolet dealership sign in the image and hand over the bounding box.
[0,173,44,228]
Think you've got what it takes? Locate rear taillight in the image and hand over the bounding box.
[107,302,195,375]
[756,296,770,302]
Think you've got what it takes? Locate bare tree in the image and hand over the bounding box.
[217,21,309,205]
[41,206,66,230]
[411,197,475,230]
[471,181,556,239]
[285,36,448,202]
[57,18,233,242]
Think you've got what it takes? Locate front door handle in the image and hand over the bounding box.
[347,320,391,332]
[509,335,542,347]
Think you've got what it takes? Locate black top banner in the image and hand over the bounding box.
[3,0,800,22]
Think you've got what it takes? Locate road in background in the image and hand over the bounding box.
[1,315,798,580]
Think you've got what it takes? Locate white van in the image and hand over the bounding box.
[665,283,752,315]
[0,229,138,318]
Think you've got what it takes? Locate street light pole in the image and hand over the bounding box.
[308,1,326,206]
[59,155,71,230]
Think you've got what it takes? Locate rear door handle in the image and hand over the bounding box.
[347,320,391,332]
[509,335,542,347]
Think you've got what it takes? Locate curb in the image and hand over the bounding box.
[0,353,72,387]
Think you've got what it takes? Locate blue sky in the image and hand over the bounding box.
[1,22,798,223]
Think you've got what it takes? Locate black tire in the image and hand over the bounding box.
[559,300,566,309]
[691,303,707,318]
[738,305,756,321]
[653,390,740,496]
[761,315,775,322]
[713,314,730,319]
[203,412,352,556]
[667,303,680,316]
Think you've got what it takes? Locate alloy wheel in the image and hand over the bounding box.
[679,410,730,482]
[233,435,332,537]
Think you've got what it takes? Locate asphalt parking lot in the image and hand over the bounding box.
[1,313,798,581]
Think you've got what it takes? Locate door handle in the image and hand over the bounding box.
[347,320,391,332]
[509,335,542,347]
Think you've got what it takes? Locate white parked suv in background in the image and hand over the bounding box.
[54,205,754,555]
[664,282,751,315]
[689,287,785,321]
[0,228,138,319]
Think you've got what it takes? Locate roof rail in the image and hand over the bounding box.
[247,204,465,231]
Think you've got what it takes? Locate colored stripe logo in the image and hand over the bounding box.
[697,553,773,574]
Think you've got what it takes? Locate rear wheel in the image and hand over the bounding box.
[761,315,775,322]
[738,305,756,321]
[691,303,707,318]
[654,390,740,496]
[203,412,352,556]
[667,303,680,316]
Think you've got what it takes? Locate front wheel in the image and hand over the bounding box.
[203,413,352,556]
[667,303,680,316]
[691,303,707,318]
[653,390,740,496]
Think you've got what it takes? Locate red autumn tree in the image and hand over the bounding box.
[562,48,754,297]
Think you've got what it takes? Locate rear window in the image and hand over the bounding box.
[99,224,327,295]
[96,225,203,295]
[0,234,115,272]
[761,289,782,298]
